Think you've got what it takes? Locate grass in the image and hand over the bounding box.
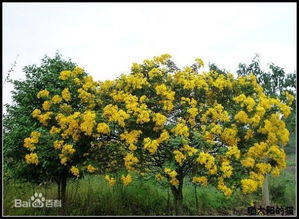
[4,155,296,216]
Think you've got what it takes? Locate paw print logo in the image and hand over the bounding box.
[31,193,45,208]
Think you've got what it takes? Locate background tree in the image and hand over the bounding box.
[3,53,99,209]
[236,54,296,154]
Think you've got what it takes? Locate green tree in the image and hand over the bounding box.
[236,55,296,154]
[3,53,88,208]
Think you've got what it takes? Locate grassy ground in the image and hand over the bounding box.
[3,155,296,216]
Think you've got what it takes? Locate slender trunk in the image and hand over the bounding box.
[262,174,270,207]
[57,181,61,200]
[59,177,67,215]
[171,185,183,215]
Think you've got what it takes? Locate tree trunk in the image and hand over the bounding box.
[57,181,61,200]
[59,177,67,215]
[171,184,183,215]
[262,174,270,207]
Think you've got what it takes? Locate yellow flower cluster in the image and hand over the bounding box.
[192,176,208,186]
[234,110,249,123]
[143,137,159,155]
[59,144,76,165]
[37,89,49,99]
[220,161,233,178]
[120,73,149,91]
[241,179,258,194]
[53,140,64,150]
[197,152,217,174]
[72,67,84,76]
[80,110,96,136]
[157,130,170,144]
[221,127,240,146]
[42,101,51,111]
[187,107,198,127]
[241,157,255,168]
[32,109,41,118]
[217,177,232,197]
[195,58,204,67]
[153,53,172,64]
[70,166,80,177]
[59,70,72,80]
[256,163,272,174]
[131,62,143,73]
[104,175,116,187]
[61,88,71,102]
[124,153,139,170]
[33,111,52,126]
[181,145,198,156]
[56,112,80,141]
[121,174,132,186]
[52,95,63,104]
[173,150,186,166]
[77,88,94,103]
[173,69,208,91]
[247,142,268,158]
[111,92,151,124]
[153,113,167,130]
[61,144,76,154]
[258,113,290,146]
[212,74,233,91]
[201,103,230,123]
[267,145,286,173]
[283,91,295,105]
[233,94,256,112]
[97,123,110,135]
[164,168,179,186]
[50,126,61,135]
[225,145,240,160]
[171,119,189,137]
[25,153,39,165]
[103,104,130,127]
[149,68,163,79]
[23,131,41,151]
[120,130,142,151]
[249,171,265,187]
[244,129,254,140]
[155,84,175,111]
[87,164,97,173]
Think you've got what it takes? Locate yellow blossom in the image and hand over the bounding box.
[192,176,208,186]
[61,88,71,102]
[87,164,97,173]
[37,89,49,99]
[97,123,110,135]
[59,70,71,80]
[105,175,116,187]
[241,179,258,194]
[25,153,39,165]
[52,95,63,104]
[121,174,132,186]
[241,157,255,168]
[70,166,80,177]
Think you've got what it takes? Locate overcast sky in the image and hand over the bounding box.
[2,3,296,108]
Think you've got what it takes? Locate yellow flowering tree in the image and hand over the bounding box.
[4,54,120,210]
[92,54,293,214]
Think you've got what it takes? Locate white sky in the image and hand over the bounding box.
[2,3,297,108]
